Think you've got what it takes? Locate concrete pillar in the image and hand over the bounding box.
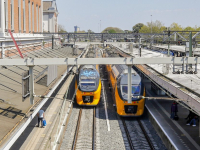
[128,65,132,103]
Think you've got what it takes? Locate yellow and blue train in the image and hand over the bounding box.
[106,64,146,117]
[75,47,101,106]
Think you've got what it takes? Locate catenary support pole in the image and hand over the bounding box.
[52,35,54,49]
[189,32,192,69]
[139,37,141,57]
[189,32,192,57]
[29,66,34,104]
[168,30,170,57]
[128,65,132,103]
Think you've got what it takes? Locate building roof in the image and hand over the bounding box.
[43,1,53,11]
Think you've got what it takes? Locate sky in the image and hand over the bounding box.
[46,0,200,32]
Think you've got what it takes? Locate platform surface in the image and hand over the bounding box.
[145,80,200,150]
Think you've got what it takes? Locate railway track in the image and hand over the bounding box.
[122,118,155,150]
[71,107,96,150]
[105,46,156,150]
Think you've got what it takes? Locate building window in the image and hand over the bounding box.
[23,0,26,32]
[32,2,34,32]
[39,6,41,32]
[36,5,38,32]
[18,0,21,32]
[28,1,31,32]
[4,0,8,30]
[11,0,14,30]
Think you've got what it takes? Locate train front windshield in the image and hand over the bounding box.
[79,69,99,91]
[121,84,141,101]
[121,85,141,95]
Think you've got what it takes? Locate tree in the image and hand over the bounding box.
[139,25,151,33]
[183,26,195,31]
[102,27,124,33]
[58,24,67,33]
[139,20,165,33]
[108,29,116,33]
[132,23,144,33]
[170,23,182,31]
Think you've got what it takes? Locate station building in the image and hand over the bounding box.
[0,0,58,59]
[43,0,58,33]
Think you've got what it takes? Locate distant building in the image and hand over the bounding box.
[43,0,58,33]
[74,26,80,32]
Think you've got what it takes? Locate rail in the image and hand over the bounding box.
[72,109,82,150]
[122,119,135,150]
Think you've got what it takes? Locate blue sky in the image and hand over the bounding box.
[48,0,200,32]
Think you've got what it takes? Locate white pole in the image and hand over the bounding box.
[100,20,101,33]
[128,65,132,103]
[151,15,152,33]
[29,66,34,104]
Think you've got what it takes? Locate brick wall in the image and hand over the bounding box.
[6,0,42,33]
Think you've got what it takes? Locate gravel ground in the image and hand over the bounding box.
[60,105,80,150]
[76,108,93,149]
[98,65,125,150]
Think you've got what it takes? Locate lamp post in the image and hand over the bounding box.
[151,15,152,33]
[167,27,170,57]
[100,20,101,33]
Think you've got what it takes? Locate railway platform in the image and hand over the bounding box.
[144,80,200,150]
[9,79,72,150]
[111,43,200,150]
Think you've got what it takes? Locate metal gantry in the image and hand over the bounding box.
[0,56,200,104]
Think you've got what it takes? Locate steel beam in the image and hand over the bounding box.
[0,57,200,66]
[192,32,200,39]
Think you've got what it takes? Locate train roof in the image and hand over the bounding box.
[111,65,141,84]
[81,65,96,70]
[112,65,138,77]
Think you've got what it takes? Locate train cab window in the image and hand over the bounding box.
[122,86,128,94]
[81,82,96,87]
[132,85,140,95]
[121,85,141,95]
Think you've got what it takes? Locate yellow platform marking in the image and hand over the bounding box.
[41,134,46,137]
